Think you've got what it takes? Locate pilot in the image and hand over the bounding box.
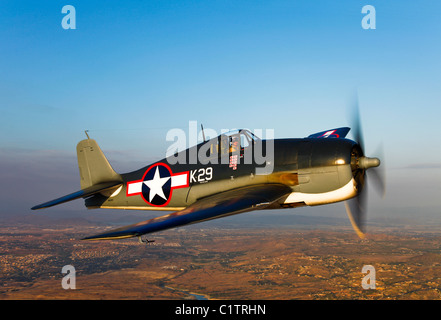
[220,135,229,155]
[230,135,239,153]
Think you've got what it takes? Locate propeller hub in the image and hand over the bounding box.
[358,156,380,170]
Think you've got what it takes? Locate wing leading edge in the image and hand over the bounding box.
[31,181,123,210]
[82,184,292,240]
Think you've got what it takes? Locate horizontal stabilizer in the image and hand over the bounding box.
[308,127,350,139]
[82,184,292,240]
[31,181,122,210]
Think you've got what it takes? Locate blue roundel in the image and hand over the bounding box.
[141,164,172,206]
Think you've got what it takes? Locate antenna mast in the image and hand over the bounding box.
[201,124,206,142]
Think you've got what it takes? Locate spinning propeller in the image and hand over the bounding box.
[345,96,385,238]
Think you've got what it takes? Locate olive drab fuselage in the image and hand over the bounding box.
[86,131,359,211]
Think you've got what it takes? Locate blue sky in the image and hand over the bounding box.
[1,1,440,224]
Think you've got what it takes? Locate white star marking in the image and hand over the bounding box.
[143,166,170,202]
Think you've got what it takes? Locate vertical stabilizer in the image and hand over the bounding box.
[77,139,122,189]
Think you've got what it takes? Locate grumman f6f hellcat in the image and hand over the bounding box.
[32,106,384,241]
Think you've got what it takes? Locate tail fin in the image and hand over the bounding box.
[77,139,122,189]
[31,139,123,210]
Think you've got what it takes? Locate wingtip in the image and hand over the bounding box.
[81,233,138,241]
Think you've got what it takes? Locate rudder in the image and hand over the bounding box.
[77,139,122,189]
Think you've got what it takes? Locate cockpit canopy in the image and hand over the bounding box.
[219,129,259,148]
[201,129,260,159]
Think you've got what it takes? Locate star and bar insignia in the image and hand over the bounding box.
[126,163,189,206]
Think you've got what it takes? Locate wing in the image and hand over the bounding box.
[31,181,123,210]
[307,127,350,139]
[82,183,292,240]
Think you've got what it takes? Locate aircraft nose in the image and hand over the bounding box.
[358,156,380,169]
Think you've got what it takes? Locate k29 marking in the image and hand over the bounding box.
[190,167,213,183]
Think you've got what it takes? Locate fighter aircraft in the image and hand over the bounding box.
[32,105,384,241]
